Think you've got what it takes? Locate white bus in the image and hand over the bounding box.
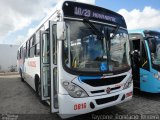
[17,0,133,118]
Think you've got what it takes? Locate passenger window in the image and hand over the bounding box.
[35,43,40,56]
[23,47,26,59]
[19,48,22,59]
[30,38,33,47]
[35,31,40,56]
[30,46,35,58]
[27,41,30,58]
[17,51,20,60]
[36,31,40,43]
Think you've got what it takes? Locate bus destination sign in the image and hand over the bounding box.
[63,1,126,28]
[74,7,116,23]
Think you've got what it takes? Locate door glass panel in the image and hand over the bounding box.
[42,67,50,97]
[52,25,57,65]
[53,67,58,108]
[42,33,50,64]
[141,41,149,70]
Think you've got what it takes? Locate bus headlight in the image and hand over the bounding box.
[63,81,89,98]
[123,77,133,89]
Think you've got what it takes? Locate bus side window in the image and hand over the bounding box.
[35,31,40,56]
[29,37,35,58]
[17,51,20,60]
[141,41,149,70]
[26,40,30,58]
[21,47,23,59]
[23,47,25,58]
[35,43,40,56]
[30,46,35,58]
[19,49,21,59]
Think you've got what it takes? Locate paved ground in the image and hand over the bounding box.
[0,75,160,120]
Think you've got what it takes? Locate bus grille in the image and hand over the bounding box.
[96,95,119,105]
[82,75,126,87]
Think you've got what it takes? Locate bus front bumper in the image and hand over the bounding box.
[58,85,133,119]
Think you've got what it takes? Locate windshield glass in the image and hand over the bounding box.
[145,31,160,66]
[63,20,130,73]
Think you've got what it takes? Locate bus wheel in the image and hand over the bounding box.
[20,69,24,82]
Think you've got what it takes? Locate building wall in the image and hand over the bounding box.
[0,44,19,72]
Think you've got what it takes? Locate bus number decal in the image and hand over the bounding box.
[74,103,86,110]
[74,7,91,17]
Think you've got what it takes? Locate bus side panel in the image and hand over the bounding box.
[140,68,151,92]
[140,68,160,93]
[24,57,40,91]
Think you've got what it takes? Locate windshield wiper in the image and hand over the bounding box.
[110,25,120,39]
[83,19,104,39]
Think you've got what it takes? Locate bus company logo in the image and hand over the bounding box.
[106,87,111,94]
[28,61,36,67]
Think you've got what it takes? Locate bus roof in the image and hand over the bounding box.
[129,29,160,37]
[128,29,145,36]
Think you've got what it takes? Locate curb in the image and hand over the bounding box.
[0,72,19,76]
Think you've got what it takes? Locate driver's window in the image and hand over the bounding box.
[110,31,127,66]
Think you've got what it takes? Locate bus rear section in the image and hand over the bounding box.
[17,1,133,118]
[129,30,160,93]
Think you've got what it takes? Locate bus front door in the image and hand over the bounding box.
[40,30,50,100]
[40,21,59,113]
[49,21,59,113]
[140,40,150,92]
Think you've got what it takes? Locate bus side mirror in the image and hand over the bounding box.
[57,22,66,40]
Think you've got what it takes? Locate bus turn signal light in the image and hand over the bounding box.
[126,92,132,97]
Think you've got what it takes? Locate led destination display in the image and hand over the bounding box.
[63,1,127,28]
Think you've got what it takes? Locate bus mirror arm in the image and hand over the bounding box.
[57,22,66,40]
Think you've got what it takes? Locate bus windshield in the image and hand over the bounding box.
[145,31,160,66]
[63,20,130,73]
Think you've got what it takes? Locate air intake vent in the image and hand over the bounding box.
[82,75,126,87]
[96,95,119,105]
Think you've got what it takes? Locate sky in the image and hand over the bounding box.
[0,0,160,45]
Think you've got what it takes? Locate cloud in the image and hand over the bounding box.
[75,0,95,4]
[15,35,26,45]
[118,6,160,30]
[0,0,55,36]
[0,0,96,44]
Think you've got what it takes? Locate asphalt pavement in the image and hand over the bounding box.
[0,75,160,120]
